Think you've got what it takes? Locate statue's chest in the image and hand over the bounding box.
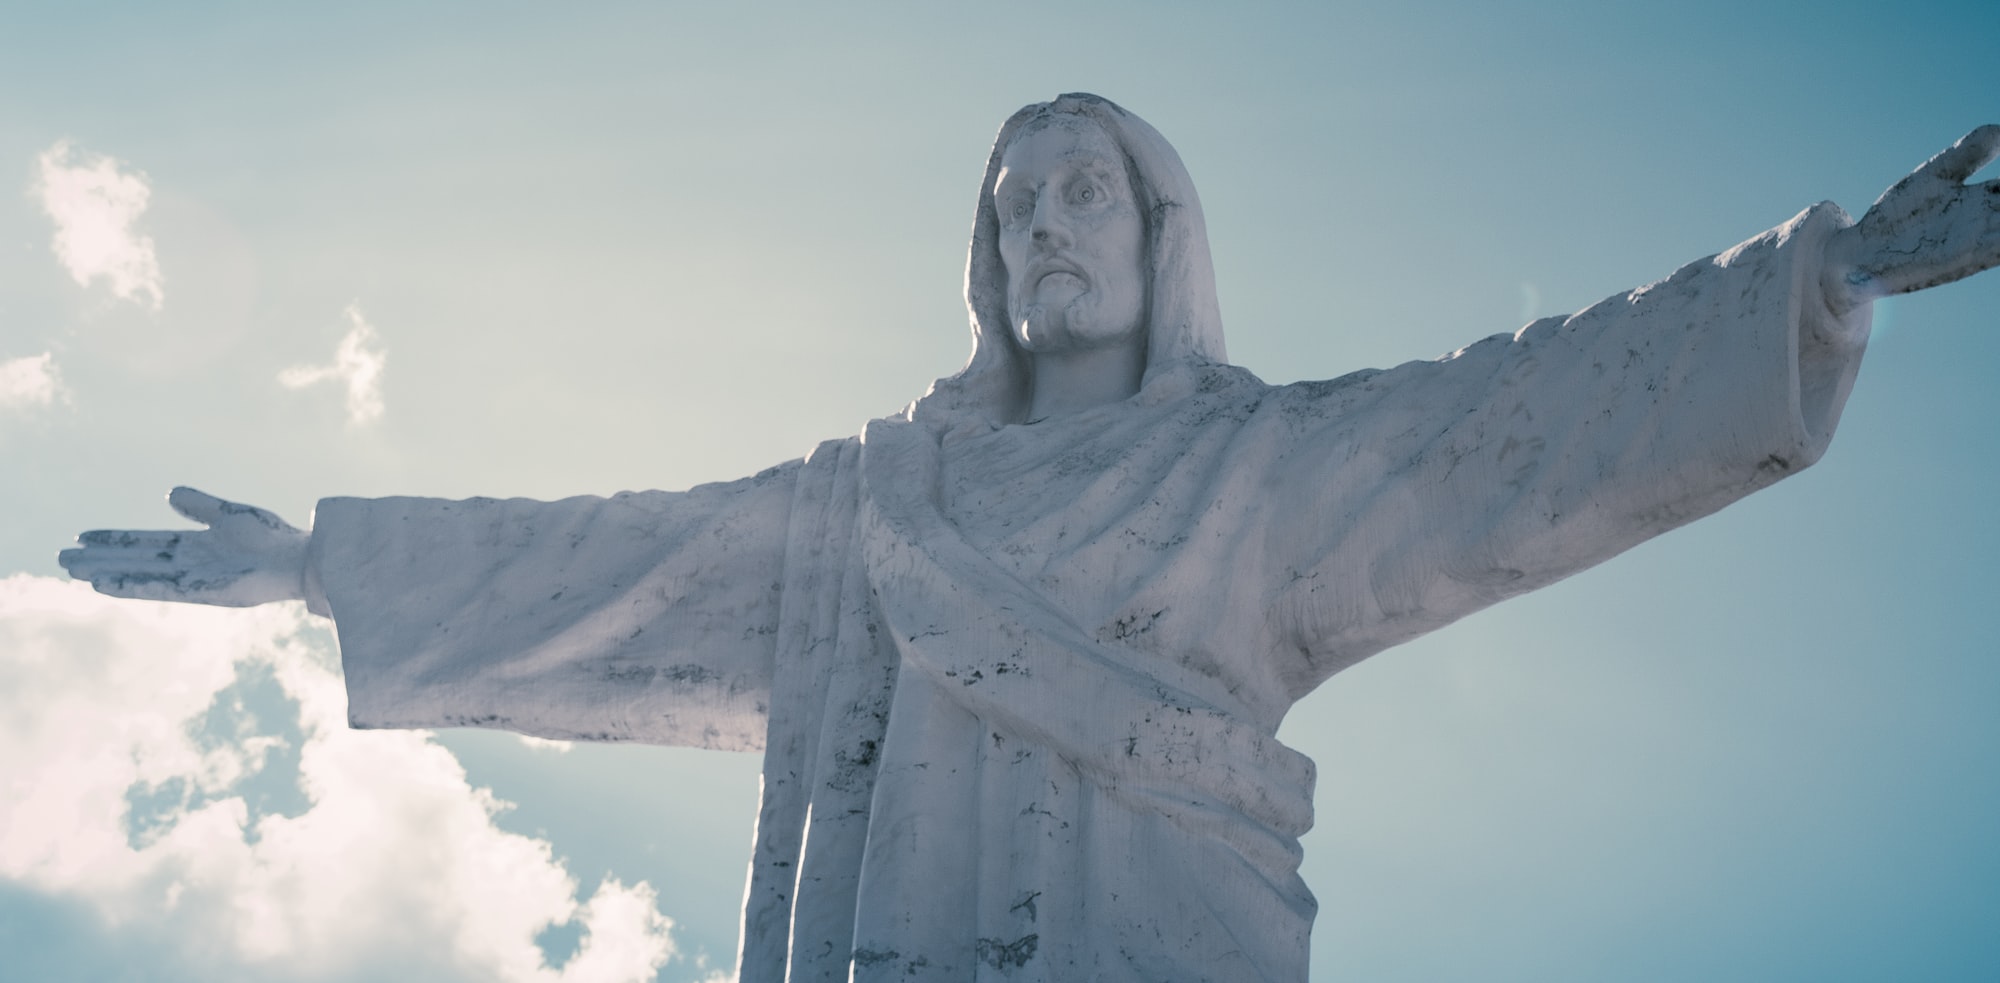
[937,418,1204,620]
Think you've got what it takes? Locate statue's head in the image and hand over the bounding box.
[917,93,1227,429]
[993,113,1148,359]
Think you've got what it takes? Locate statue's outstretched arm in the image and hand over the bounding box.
[1823,124,2000,316]
[58,486,308,608]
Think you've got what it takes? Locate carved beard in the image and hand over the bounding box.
[1011,283,1141,354]
[1011,295,1073,353]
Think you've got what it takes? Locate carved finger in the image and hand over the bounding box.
[170,486,298,534]
[60,545,182,570]
[1924,124,2000,185]
[83,570,200,603]
[76,529,183,549]
[60,552,184,586]
[56,547,89,576]
[167,486,231,526]
[60,549,186,588]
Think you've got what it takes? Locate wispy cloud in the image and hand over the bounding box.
[33,141,164,312]
[516,735,575,754]
[0,353,66,411]
[0,575,680,982]
[280,305,387,425]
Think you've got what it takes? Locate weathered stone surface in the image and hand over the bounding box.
[60,97,2000,981]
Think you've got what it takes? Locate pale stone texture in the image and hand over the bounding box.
[70,96,2000,982]
[304,96,1867,981]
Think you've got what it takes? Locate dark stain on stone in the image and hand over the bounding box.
[852,947,901,967]
[660,664,721,685]
[1109,609,1165,641]
[975,934,1039,970]
[1010,891,1041,922]
[838,739,880,770]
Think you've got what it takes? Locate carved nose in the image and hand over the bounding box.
[1029,202,1071,248]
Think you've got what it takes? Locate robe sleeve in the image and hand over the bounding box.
[305,460,800,750]
[1260,202,1870,696]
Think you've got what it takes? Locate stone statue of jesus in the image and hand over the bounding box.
[59,94,2000,982]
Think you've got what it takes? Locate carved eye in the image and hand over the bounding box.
[1077,186,1095,203]
[1010,199,1032,221]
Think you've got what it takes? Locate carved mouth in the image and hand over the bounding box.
[1031,262,1086,289]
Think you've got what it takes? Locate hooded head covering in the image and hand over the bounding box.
[913,93,1228,429]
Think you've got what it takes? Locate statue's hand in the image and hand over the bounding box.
[58,487,309,607]
[1824,124,2000,317]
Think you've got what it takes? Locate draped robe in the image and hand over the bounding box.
[307,193,1870,980]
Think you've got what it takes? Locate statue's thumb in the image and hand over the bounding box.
[168,486,229,526]
[1927,124,2000,184]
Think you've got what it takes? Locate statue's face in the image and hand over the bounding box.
[994,116,1146,355]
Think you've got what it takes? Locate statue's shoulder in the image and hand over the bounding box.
[1260,364,1403,423]
[1272,366,1385,403]
[1254,337,1519,432]
[1264,330,1535,419]
[1190,362,1268,398]
[1145,362,1271,426]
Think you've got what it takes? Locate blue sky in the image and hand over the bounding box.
[3,2,1997,980]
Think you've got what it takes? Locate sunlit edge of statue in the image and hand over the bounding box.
[59,94,2000,981]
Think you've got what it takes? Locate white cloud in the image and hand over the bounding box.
[279,305,387,425]
[0,575,682,982]
[516,735,575,754]
[0,352,66,410]
[34,140,165,312]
